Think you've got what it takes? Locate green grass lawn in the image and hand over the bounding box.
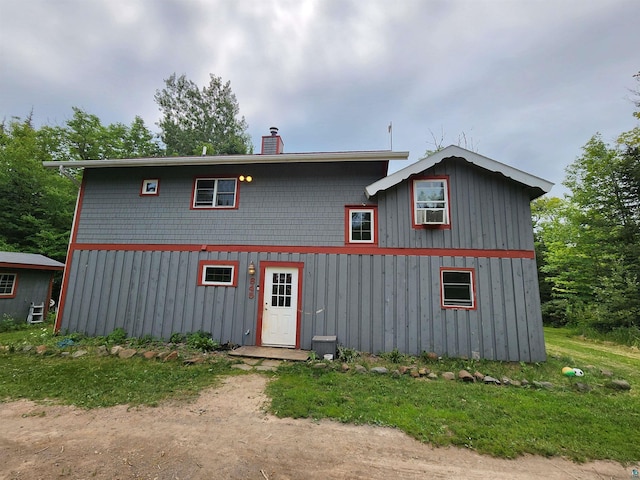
[1,323,639,463]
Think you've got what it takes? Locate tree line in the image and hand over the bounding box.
[534,72,640,341]
[0,73,251,262]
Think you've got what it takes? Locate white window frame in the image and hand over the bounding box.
[440,268,475,309]
[413,178,450,226]
[198,260,239,287]
[0,273,17,297]
[348,207,376,244]
[192,177,237,209]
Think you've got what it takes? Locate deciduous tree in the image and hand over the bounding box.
[154,73,252,156]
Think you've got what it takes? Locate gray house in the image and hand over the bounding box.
[44,135,552,361]
[0,252,65,322]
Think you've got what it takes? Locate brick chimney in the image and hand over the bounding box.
[261,127,284,154]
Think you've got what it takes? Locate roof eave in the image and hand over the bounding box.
[366,145,553,199]
[43,150,410,169]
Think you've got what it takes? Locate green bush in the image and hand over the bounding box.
[186,331,219,352]
[337,345,360,363]
[106,327,127,344]
[0,315,27,333]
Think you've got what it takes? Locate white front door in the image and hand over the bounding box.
[261,267,298,347]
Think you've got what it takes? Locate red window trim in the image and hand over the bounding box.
[140,179,160,196]
[411,175,451,230]
[344,205,378,246]
[197,260,239,287]
[190,176,239,210]
[0,272,18,298]
[440,267,476,310]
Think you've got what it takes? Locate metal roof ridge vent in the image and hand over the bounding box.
[261,126,284,154]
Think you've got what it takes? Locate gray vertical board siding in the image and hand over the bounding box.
[59,249,545,361]
[0,268,53,320]
[378,158,535,251]
[76,162,383,246]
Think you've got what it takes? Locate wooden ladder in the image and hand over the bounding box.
[27,303,45,324]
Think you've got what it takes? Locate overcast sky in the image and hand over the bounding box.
[1,0,638,197]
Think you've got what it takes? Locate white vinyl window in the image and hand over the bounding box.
[0,273,17,297]
[193,178,237,208]
[348,208,375,243]
[414,179,449,225]
[201,265,235,286]
[441,269,475,308]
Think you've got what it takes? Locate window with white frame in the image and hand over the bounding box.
[0,273,17,297]
[413,178,449,225]
[193,178,237,208]
[347,207,376,244]
[198,261,238,286]
[441,268,475,308]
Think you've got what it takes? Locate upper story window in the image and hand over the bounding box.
[440,268,475,309]
[346,207,377,244]
[192,177,238,209]
[0,273,17,298]
[412,177,450,228]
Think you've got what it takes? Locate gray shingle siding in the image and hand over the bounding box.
[76,162,382,246]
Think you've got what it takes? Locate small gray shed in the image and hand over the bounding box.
[0,252,65,322]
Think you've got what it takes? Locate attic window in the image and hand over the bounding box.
[141,179,159,196]
[192,177,238,209]
[0,273,17,298]
[412,177,450,228]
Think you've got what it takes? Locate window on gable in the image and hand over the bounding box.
[413,178,450,226]
[198,261,239,286]
[346,207,376,244]
[193,178,237,208]
[440,268,475,309]
[0,273,17,297]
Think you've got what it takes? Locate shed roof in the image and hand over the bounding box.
[365,145,554,199]
[43,150,410,169]
[0,252,65,271]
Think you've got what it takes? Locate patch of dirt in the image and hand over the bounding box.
[0,374,630,479]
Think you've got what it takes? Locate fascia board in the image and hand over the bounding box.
[43,150,410,169]
[366,145,553,198]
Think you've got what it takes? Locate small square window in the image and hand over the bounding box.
[192,177,238,208]
[141,179,159,196]
[346,207,377,244]
[441,268,475,309]
[197,261,238,286]
[0,273,17,297]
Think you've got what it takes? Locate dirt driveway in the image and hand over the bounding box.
[0,374,630,479]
